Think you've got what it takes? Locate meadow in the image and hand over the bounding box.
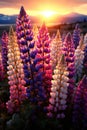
[0,6,87,130]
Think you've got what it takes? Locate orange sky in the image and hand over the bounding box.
[0,0,87,15]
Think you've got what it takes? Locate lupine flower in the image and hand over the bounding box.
[32,24,39,41]
[0,52,4,81]
[51,30,63,70]
[6,26,26,113]
[63,33,75,103]
[75,36,85,82]
[47,55,69,119]
[84,33,87,45]
[73,75,87,129]
[1,31,8,74]
[16,6,46,105]
[36,22,52,99]
[73,24,80,49]
[84,42,87,71]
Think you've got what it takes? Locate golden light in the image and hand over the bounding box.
[41,10,57,18]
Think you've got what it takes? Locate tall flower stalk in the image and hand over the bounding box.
[51,30,63,70]
[73,75,87,129]
[47,55,69,118]
[73,24,80,49]
[75,36,85,82]
[6,27,26,113]
[1,31,8,74]
[63,33,75,103]
[16,6,46,105]
[0,52,4,81]
[36,23,52,99]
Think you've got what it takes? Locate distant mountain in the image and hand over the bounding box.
[0,12,87,25]
[58,12,87,23]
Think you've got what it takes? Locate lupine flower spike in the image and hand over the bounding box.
[75,35,85,82]
[63,33,75,103]
[36,22,52,100]
[6,26,26,113]
[16,6,46,105]
[0,52,4,81]
[84,33,87,45]
[73,75,87,129]
[47,55,69,119]
[73,24,80,49]
[51,29,63,70]
[1,31,8,75]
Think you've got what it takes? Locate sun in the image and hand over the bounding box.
[41,10,56,18]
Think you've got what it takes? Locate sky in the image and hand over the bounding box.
[0,0,87,16]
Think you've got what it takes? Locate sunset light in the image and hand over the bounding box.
[41,10,57,18]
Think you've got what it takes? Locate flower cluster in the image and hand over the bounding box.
[6,26,26,113]
[63,33,75,102]
[0,52,4,81]
[36,23,52,99]
[1,31,8,74]
[73,75,87,129]
[75,36,85,82]
[47,55,69,118]
[84,43,87,71]
[16,6,46,105]
[73,24,80,49]
[51,30,63,70]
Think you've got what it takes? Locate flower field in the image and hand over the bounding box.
[0,6,87,130]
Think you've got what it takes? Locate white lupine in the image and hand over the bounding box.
[47,55,69,118]
[84,33,87,45]
[75,37,85,81]
[50,30,63,71]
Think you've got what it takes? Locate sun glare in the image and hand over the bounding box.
[41,10,56,18]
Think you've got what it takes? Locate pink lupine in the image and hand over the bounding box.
[36,22,52,99]
[6,26,26,113]
[47,55,69,119]
[51,30,63,70]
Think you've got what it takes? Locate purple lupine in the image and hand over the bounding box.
[73,75,87,129]
[75,36,85,82]
[36,23,52,99]
[16,6,46,105]
[63,33,75,103]
[1,31,8,74]
[84,44,87,71]
[73,24,80,49]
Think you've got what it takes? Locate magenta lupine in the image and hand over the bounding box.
[6,27,26,113]
[16,7,46,104]
[75,36,85,82]
[36,22,52,99]
[0,52,4,81]
[47,55,69,118]
[63,33,75,103]
[73,24,80,49]
[51,30,63,70]
[1,31,8,73]
[73,75,87,129]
